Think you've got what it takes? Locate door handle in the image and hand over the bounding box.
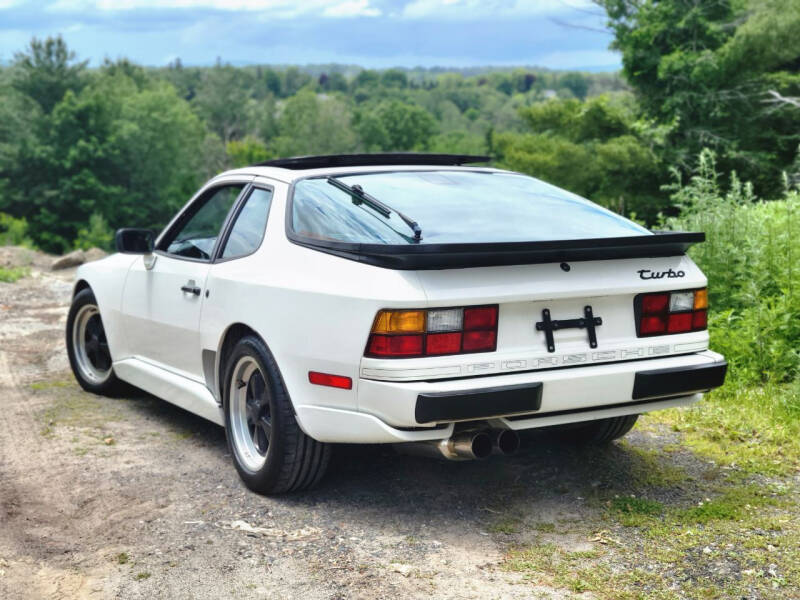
[181,284,201,296]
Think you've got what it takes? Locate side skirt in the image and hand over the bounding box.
[114,358,225,426]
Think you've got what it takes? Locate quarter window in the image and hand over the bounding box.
[220,187,273,259]
[163,185,244,260]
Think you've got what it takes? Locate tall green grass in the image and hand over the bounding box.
[662,150,799,384]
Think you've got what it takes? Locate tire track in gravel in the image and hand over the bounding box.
[0,276,118,599]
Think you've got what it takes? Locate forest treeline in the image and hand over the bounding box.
[0,0,799,254]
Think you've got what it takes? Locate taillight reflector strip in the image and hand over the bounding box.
[636,288,708,337]
[365,305,498,358]
[308,371,353,390]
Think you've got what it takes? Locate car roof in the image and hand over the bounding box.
[211,153,505,184]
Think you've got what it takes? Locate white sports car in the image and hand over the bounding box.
[66,154,727,494]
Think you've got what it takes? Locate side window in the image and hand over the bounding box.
[220,188,273,259]
[163,185,244,260]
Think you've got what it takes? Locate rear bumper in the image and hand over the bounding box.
[632,360,727,400]
[295,350,725,443]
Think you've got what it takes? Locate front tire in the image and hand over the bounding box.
[223,335,330,494]
[549,414,639,445]
[66,288,123,396]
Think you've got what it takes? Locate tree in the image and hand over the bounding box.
[381,69,408,89]
[193,65,256,143]
[12,36,87,114]
[494,95,665,221]
[2,72,205,252]
[271,91,358,156]
[227,136,270,167]
[355,100,437,151]
[282,67,311,97]
[559,72,589,100]
[598,0,800,195]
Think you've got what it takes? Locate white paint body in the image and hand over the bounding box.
[74,164,722,443]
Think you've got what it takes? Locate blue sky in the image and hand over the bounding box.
[0,0,619,70]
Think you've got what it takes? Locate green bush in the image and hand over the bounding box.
[74,212,113,251]
[0,212,32,246]
[663,150,800,384]
[0,266,29,283]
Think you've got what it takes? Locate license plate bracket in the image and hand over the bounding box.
[535,306,602,353]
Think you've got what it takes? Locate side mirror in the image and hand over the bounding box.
[115,228,155,254]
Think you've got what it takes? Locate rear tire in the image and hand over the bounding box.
[549,414,639,445]
[223,335,330,495]
[66,288,124,396]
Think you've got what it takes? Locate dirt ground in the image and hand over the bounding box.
[1,246,798,600]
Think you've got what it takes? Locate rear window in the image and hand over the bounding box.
[291,170,650,245]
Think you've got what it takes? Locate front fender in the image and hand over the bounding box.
[74,253,139,361]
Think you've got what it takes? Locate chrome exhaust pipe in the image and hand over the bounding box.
[396,429,493,461]
[491,428,520,456]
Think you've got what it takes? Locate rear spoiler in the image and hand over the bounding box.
[288,231,705,270]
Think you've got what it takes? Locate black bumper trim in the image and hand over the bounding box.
[415,382,543,424]
[632,360,727,400]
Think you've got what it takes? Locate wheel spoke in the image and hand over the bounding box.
[246,403,260,425]
[85,317,100,338]
[250,372,266,400]
[94,350,111,371]
[254,425,269,454]
[258,415,272,442]
[85,337,99,356]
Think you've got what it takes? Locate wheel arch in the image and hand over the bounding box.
[73,279,91,297]
[215,323,295,411]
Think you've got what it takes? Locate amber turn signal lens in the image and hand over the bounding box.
[372,310,426,334]
[694,289,708,310]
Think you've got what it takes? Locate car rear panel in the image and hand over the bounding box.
[359,254,708,382]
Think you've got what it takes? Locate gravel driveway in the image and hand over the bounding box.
[1,248,798,599]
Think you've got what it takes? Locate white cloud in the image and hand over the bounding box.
[45,0,379,16]
[402,0,596,19]
[322,0,379,17]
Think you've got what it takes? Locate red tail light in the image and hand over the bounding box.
[636,289,708,337]
[365,305,498,358]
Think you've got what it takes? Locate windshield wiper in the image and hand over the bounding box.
[326,177,422,242]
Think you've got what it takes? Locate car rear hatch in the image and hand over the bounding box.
[359,253,709,382]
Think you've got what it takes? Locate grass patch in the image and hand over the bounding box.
[116,552,129,565]
[610,495,664,526]
[622,445,687,487]
[648,383,800,476]
[30,380,73,391]
[488,517,521,534]
[134,572,151,581]
[678,499,741,524]
[675,484,781,525]
[34,379,125,432]
[0,266,29,283]
[504,542,668,599]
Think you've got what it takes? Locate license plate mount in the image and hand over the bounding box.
[535,306,602,353]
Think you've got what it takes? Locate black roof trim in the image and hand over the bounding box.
[256,153,491,170]
[287,231,705,270]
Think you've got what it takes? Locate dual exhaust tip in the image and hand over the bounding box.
[399,428,520,461]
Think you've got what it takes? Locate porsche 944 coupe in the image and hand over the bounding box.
[66,154,727,494]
